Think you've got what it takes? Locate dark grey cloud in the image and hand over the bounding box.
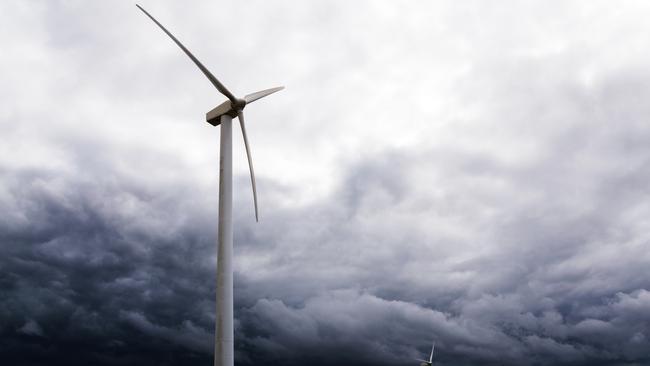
[3,105,650,366]
[0,156,217,365]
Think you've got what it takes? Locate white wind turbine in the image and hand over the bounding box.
[136,5,283,366]
[416,342,435,366]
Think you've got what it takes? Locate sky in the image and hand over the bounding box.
[2,1,650,365]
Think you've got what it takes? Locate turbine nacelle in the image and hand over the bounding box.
[206,100,235,125]
[206,87,284,126]
[205,97,245,126]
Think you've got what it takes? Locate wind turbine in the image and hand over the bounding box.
[136,5,283,366]
[416,342,435,366]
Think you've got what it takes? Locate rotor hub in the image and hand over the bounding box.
[232,98,246,112]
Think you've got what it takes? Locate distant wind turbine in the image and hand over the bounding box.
[416,342,435,366]
[136,5,283,366]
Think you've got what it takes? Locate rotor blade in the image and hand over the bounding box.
[415,359,429,363]
[429,342,435,363]
[136,4,237,102]
[237,111,259,222]
[245,86,284,104]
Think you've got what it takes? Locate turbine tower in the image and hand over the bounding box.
[136,5,283,366]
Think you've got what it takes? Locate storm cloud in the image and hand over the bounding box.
[2,1,650,365]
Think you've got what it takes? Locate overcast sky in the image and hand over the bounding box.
[2,1,650,365]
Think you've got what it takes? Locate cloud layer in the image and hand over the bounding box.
[2,1,650,365]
